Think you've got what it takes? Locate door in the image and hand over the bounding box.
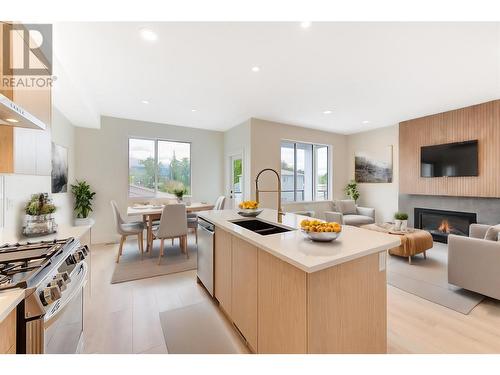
[229,154,243,208]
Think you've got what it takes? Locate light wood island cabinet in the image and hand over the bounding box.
[258,249,307,353]
[214,227,232,316]
[210,218,392,354]
[231,236,258,352]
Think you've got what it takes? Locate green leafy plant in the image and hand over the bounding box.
[25,193,56,216]
[172,186,187,199]
[71,180,96,219]
[394,212,408,220]
[344,180,360,202]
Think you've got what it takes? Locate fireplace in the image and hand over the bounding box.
[414,208,477,243]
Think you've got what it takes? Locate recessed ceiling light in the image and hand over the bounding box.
[362,120,370,124]
[139,28,158,42]
[251,66,260,72]
[300,21,312,29]
[5,118,19,123]
[141,100,149,104]
[323,110,333,115]
[191,109,197,112]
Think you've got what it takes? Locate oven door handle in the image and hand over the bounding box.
[44,262,88,326]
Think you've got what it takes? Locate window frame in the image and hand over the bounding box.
[280,139,331,203]
[128,136,192,198]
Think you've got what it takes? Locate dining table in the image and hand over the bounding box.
[127,202,215,251]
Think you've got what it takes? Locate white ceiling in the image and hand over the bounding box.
[52,22,500,134]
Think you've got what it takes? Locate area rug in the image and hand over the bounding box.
[159,301,248,354]
[111,239,197,284]
[387,242,484,314]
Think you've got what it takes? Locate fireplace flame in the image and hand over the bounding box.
[438,219,452,233]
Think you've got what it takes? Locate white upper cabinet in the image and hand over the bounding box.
[13,127,51,176]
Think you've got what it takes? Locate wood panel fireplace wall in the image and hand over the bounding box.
[399,100,500,198]
[414,208,477,243]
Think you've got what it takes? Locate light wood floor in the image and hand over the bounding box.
[83,241,500,354]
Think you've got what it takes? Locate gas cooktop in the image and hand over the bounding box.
[0,238,83,291]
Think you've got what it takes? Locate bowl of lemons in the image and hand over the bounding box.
[300,219,342,242]
[238,201,263,217]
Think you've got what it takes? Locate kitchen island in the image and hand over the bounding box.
[197,209,401,354]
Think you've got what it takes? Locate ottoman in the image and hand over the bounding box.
[361,223,434,264]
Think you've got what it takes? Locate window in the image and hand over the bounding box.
[280,141,329,202]
[129,138,191,197]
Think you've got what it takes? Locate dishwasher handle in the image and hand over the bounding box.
[198,218,215,233]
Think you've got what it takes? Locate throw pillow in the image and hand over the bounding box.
[484,224,500,241]
[337,200,357,215]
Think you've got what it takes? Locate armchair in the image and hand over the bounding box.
[324,200,375,226]
[448,224,500,300]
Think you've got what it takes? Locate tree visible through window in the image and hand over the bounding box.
[129,138,191,197]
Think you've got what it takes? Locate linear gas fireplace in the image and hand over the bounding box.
[414,208,477,243]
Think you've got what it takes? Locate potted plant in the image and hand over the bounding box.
[394,212,409,231]
[172,186,187,203]
[344,180,360,202]
[23,193,57,236]
[71,180,96,226]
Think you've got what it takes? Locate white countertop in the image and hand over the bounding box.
[0,224,92,321]
[0,288,24,322]
[198,209,401,273]
[0,224,92,245]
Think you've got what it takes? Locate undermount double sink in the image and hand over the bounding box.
[230,219,295,236]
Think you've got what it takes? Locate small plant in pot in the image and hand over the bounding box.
[23,193,57,236]
[344,180,360,202]
[71,180,96,226]
[394,212,409,231]
[172,186,187,203]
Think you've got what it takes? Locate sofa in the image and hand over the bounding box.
[448,223,500,300]
[324,199,375,226]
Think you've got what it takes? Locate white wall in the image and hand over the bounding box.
[75,116,224,244]
[346,124,399,223]
[0,108,76,235]
[223,120,251,206]
[249,118,348,210]
[51,108,77,225]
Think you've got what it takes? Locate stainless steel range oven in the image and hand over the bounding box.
[43,261,87,353]
[0,238,88,354]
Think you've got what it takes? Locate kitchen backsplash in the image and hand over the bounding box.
[1,174,74,236]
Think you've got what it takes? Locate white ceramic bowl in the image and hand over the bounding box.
[301,229,341,242]
[237,208,263,217]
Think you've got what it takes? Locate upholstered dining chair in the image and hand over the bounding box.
[110,200,145,263]
[187,215,199,244]
[153,204,189,265]
[186,196,226,245]
[214,195,226,210]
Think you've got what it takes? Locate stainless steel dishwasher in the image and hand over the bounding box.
[197,217,215,296]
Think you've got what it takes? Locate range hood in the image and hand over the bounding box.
[0,93,46,130]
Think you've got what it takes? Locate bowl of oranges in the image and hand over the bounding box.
[238,201,263,217]
[300,219,342,242]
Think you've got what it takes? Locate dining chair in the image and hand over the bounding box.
[214,196,226,210]
[187,215,198,244]
[110,200,145,263]
[152,204,189,265]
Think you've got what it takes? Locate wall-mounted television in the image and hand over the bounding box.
[420,140,478,177]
